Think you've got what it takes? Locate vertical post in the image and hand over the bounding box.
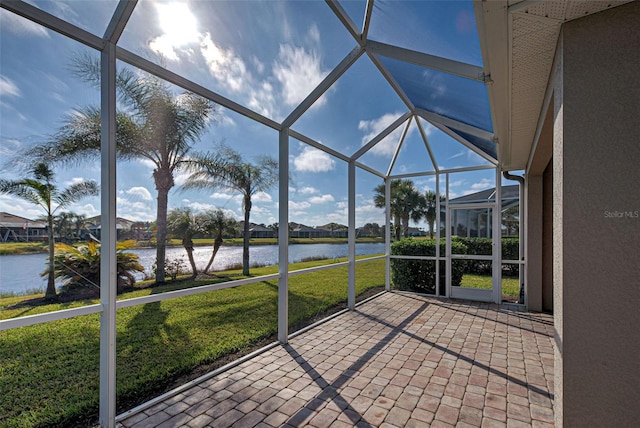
[435,173,440,297]
[493,168,502,303]
[99,41,117,428]
[518,177,525,304]
[384,178,391,291]
[445,173,451,297]
[278,129,289,343]
[347,161,356,309]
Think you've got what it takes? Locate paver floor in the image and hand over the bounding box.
[118,292,555,428]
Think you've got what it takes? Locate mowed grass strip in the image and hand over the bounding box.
[0,256,384,428]
[460,273,520,298]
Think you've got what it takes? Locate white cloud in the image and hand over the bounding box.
[64,177,87,186]
[336,202,347,209]
[201,33,250,93]
[0,75,21,98]
[248,81,276,118]
[0,10,50,38]
[308,24,321,44]
[137,158,157,170]
[251,56,265,74]
[358,112,407,156]
[0,195,44,220]
[296,186,318,194]
[210,192,241,202]
[422,70,446,99]
[149,3,200,61]
[448,151,466,160]
[273,45,328,107]
[293,146,335,172]
[0,138,22,157]
[72,203,99,217]
[253,191,272,202]
[471,178,493,191]
[289,201,311,210]
[309,194,334,204]
[173,170,191,187]
[125,186,153,201]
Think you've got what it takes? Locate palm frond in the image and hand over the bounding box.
[54,180,99,209]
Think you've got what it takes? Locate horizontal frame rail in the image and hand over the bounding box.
[116,274,280,309]
[288,261,349,277]
[0,303,102,331]
[2,256,388,331]
[389,255,439,261]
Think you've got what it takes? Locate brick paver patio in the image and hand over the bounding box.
[118,292,555,427]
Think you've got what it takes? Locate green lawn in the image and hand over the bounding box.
[0,242,47,255]
[0,257,385,428]
[461,273,520,300]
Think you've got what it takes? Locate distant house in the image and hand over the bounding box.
[0,212,47,242]
[447,185,520,237]
[85,215,136,241]
[316,223,348,238]
[406,227,426,237]
[448,184,519,208]
[289,222,348,239]
[249,223,275,238]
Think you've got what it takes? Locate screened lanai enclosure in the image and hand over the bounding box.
[3,0,633,426]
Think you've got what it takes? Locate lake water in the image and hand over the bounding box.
[0,243,385,295]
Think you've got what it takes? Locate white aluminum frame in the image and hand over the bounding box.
[0,1,513,425]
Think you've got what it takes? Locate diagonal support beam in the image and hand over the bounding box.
[361,0,374,42]
[351,111,412,161]
[415,108,494,143]
[325,0,362,44]
[283,46,364,128]
[117,47,282,131]
[104,0,137,44]
[387,118,412,177]
[366,40,486,82]
[1,0,104,50]
[416,110,498,165]
[288,129,350,163]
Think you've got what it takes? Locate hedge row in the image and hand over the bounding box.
[390,237,521,293]
[390,239,466,294]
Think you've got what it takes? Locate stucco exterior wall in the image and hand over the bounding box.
[554,1,640,425]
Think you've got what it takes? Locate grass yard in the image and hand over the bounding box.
[0,257,385,428]
[460,273,520,300]
[0,242,47,255]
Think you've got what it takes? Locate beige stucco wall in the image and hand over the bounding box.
[554,1,640,425]
[526,95,554,313]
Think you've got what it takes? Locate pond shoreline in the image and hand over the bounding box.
[0,237,385,255]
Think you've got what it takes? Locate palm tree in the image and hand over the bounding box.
[374,179,425,240]
[167,207,202,279]
[184,145,278,275]
[47,240,144,295]
[54,211,75,242]
[198,209,237,273]
[72,213,87,240]
[21,54,216,283]
[0,163,98,299]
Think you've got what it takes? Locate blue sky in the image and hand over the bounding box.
[0,1,505,230]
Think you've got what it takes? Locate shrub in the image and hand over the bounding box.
[501,238,520,277]
[390,238,467,294]
[452,237,492,275]
[46,240,144,295]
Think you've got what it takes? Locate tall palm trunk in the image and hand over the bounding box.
[242,195,251,276]
[154,167,173,283]
[45,213,57,300]
[204,232,223,273]
[182,237,198,278]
